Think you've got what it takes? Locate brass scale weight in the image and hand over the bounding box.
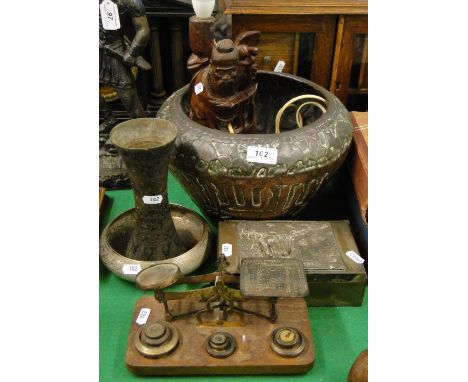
[127,254,315,373]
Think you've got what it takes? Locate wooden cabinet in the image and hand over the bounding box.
[225,0,368,110]
[230,14,337,89]
[331,15,368,109]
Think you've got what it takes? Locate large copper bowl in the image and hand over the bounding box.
[158,71,353,220]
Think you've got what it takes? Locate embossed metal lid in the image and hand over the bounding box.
[218,220,367,276]
[240,258,309,297]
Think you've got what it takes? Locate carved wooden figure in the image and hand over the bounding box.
[235,31,260,90]
[187,22,260,134]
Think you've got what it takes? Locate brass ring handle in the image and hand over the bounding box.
[275,94,327,134]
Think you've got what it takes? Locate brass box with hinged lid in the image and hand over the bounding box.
[218,220,367,306]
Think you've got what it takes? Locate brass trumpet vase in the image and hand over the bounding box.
[100,118,211,281]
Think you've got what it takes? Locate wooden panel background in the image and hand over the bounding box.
[225,0,368,15]
[255,33,296,73]
[232,14,337,88]
[330,15,368,105]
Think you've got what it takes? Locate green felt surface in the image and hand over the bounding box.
[100,173,368,381]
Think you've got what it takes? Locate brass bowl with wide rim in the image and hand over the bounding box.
[99,204,212,282]
[157,71,353,220]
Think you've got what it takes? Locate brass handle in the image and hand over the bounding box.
[263,55,271,65]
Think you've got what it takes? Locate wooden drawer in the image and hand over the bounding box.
[255,33,296,73]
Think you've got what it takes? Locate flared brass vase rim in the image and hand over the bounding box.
[109,118,178,152]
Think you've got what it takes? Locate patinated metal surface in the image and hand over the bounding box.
[240,258,309,298]
[99,0,150,123]
[110,118,184,261]
[134,321,180,358]
[126,296,315,375]
[99,205,211,282]
[205,332,237,358]
[269,327,306,358]
[99,0,152,188]
[218,220,367,306]
[136,263,181,290]
[99,153,130,189]
[236,221,345,271]
[158,71,353,220]
[135,257,279,324]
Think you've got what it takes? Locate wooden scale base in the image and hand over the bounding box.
[126,296,315,375]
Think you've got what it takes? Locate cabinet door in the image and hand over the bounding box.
[232,14,336,88]
[255,32,297,74]
[330,15,368,109]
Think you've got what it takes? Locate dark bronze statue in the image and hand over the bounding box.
[99,0,152,187]
[99,0,151,135]
[187,16,260,134]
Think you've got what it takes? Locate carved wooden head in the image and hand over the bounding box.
[209,39,239,96]
[235,31,260,88]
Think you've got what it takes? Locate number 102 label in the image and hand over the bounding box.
[246,146,278,164]
[143,195,163,204]
[122,264,142,275]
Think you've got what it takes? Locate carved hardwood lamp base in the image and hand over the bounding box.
[125,296,315,375]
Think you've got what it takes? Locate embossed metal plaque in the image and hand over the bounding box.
[236,221,345,272]
[218,220,367,307]
[240,258,309,298]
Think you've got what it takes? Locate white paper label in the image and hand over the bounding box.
[142,195,163,204]
[345,250,365,264]
[274,60,285,73]
[122,264,142,275]
[221,243,232,257]
[100,0,120,30]
[136,308,151,325]
[194,83,204,95]
[246,146,278,164]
